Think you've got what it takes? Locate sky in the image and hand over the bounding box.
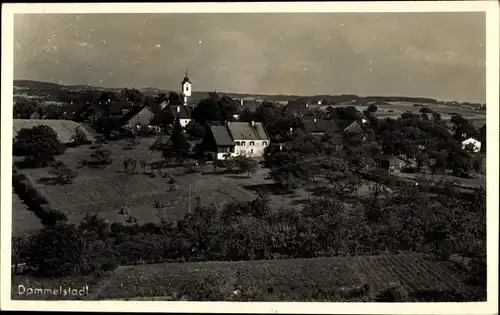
[13,13,486,103]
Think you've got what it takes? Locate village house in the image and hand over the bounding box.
[201,121,271,160]
[119,105,157,131]
[201,125,236,160]
[226,121,270,158]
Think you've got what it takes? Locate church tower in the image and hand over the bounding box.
[181,69,192,106]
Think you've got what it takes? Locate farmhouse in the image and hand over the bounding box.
[226,121,270,158]
[202,125,236,160]
[201,121,271,160]
[462,137,482,153]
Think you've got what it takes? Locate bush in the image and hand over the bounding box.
[21,223,118,278]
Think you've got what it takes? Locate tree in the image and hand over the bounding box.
[218,95,239,121]
[69,126,90,145]
[367,104,378,116]
[150,109,174,131]
[13,125,66,167]
[14,98,41,119]
[49,161,78,184]
[239,108,255,122]
[89,149,112,167]
[120,88,143,102]
[224,153,235,172]
[235,156,258,178]
[185,120,207,140]
[192,97,220,123]
[450,114,477,141]
[170,116,191,161]
[22,223,85,277]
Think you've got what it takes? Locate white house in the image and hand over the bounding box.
[226,121,270,158]
[462,137,482,153]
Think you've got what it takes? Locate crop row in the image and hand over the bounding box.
[352,253,466,297]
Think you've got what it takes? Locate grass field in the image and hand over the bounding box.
[12,253,469,301]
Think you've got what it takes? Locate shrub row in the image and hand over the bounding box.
[12,172,68,226]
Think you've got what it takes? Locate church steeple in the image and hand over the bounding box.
[181,68,192,106]
[181,68,191,85]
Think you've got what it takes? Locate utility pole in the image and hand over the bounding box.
[188,183,192,214]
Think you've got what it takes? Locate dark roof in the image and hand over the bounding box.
[168,105,192,119]
[119,105,154,125]
[334,119,357,131]
[103,102,136,115]
[74,102,101,118]
[210,125,235,146]
[181,76,191,84]
[226,122,270,141]
[302,119,339,134]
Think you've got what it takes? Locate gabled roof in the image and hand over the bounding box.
[119,105,155,125]
[343,120,369,134]
[210,125,235,146]
[106,102,141,116]
[75,103,103,118]
[226,122,270,141]
[168,105,192,119]
[302,119,339,134]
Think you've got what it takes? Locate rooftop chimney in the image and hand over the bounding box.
[251,121,255,127]
[240,99,244,106]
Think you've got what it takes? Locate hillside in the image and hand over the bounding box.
[14,79,470,105]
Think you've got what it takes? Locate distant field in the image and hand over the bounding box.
[12,253,469,301]
[13,119,96,143]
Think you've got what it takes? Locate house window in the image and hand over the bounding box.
[235,141,240,146]
[263,141,268,146]
[241,141,246,146]
[250,141,255,146]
